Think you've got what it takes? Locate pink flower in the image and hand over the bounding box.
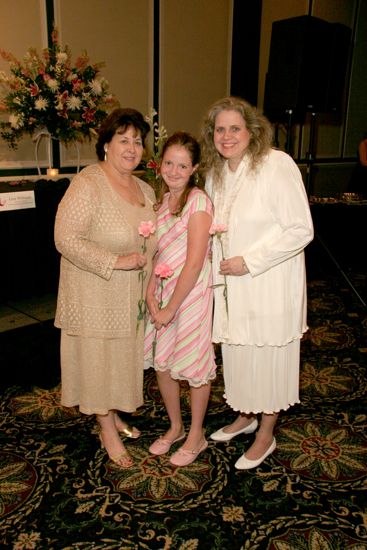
[155,263,174,279]
[138,220,156,254]
[138,220,156,238]
[136,220,156,332]
[209,223,228,235]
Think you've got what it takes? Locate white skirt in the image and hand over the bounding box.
[221,339,301,414]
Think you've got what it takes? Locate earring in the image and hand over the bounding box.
[104,147,107,161]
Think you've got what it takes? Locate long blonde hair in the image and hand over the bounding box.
[200,96,273,184]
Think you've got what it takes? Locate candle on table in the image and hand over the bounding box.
[47,168,59,177]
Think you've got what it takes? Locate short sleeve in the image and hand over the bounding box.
[182,188,213,226]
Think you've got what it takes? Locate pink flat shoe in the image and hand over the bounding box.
[149,433,186,456]
[170,439,208,467]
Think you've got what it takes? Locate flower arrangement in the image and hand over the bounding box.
[209,223,229,316]
[152,262,174,362]
[144,108,168,196]
[136,220,156,332]
[0,28,117,149]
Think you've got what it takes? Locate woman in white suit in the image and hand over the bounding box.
[200,97,313,469]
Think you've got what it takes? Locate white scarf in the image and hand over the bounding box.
[208,157,251,339]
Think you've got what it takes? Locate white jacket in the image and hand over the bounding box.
[206,149,314,346]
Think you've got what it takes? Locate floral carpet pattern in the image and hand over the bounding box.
[0,275,366,549]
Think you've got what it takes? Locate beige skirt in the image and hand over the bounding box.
[60,332,144,415]
[221,339,301,414]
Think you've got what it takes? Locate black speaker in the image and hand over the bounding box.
[324,23,352,113]
[263,15,351,123]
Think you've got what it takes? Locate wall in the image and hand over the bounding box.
[0,0,232,173]
[160,0,231,137]
[0,0,47,170]
[56,0,152,167]
[344,0,367,157]
[0,0,153,171]
[0,0,366,187]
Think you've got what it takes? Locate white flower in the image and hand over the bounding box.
[9,114,22,128]
[67,72,78,82]
[89,78,103,95]
[145,107,157,124]
[66,95,82,110]
[157,125,168,140]
[12,97,22,106]
[56,52,68,64]
[35,97,48,110]
[0,70,10,83]
[46,78,59,91]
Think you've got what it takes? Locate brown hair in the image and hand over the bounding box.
[95,108,150,161]
[155,131,203,216]
[200,96,273,184]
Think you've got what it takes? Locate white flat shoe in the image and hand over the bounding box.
[210,418,258,442]
[235,438,276,470]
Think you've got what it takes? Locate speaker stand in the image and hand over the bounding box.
[305,112,316,196]
[305,112,366,307]
[285,109,293,155]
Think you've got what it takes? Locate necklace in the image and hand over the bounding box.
[101,162,145,207]
[133,177,145,207]
[168,192,180,214]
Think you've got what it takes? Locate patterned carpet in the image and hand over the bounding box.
[0,273,366,549]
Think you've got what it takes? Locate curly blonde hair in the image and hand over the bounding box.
[200,96,273,184]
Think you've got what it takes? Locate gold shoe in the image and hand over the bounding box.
[118,423,141,439]
[99,433,134,469]
[109,450,134,468]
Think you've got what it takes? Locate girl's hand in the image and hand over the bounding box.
[153,306,176,330]
[146,294,159,318]
[219,256,249,276]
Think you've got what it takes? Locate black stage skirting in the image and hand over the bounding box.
[0,181,366,301]
[0,178,70,301]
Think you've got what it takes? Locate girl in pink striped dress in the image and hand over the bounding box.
[144,131,216,466]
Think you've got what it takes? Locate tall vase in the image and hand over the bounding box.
[34,130,59,176]
[34,130,81,175]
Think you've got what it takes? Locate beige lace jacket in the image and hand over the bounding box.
[54,164,156,338]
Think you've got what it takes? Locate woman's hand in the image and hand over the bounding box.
[220,256,249,276]
[114,253,147,270]
[153,306,176,330]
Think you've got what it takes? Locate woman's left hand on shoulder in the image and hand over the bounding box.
[220,256,249,276]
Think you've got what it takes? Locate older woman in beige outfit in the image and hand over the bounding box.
[55,108,156,468]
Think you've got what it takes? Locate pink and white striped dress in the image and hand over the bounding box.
[144,188,216,387]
